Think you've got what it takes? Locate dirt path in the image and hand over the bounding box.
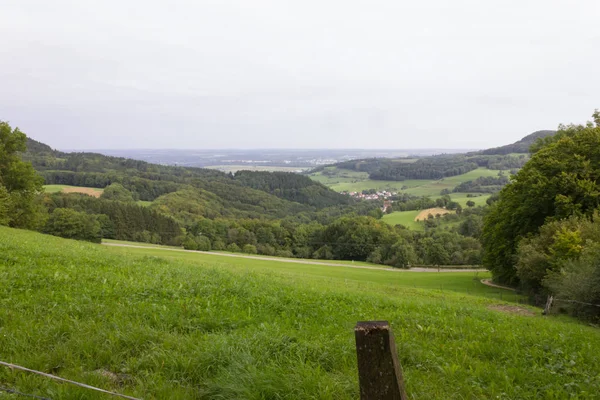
[102,243,488,273]
[480,279,516,291]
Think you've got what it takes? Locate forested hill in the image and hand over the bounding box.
[315,130,557,181]
[23,138,351,211]
[234,170,350,208]
[474,130,556,155]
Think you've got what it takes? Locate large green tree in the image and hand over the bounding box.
[482,111,600,284]
[0,121,46,228]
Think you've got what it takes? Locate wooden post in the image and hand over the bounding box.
[355,321,408,400]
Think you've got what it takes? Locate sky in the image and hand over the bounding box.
[1,0,599,150]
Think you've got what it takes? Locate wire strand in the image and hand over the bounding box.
[0,361,141,400]
[0,386,51,400]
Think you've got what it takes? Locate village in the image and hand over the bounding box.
[341,190,397,200]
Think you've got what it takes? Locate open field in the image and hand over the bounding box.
[402,169,502,197]
[415,207,452,221]
[381,210,423,230]
[43,184,104,198]
[450,193,491,207]
[2,227,600,399]
[310,167,503,196]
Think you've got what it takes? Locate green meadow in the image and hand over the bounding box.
[381,210,423,230]
[1,227,599,399]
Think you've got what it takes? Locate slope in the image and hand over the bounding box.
[1,227,599,399]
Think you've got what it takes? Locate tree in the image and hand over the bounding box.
[101,183,135,202]
[44,208,101,243]
[482,112,600,284]
[466,200,475,207]
[0,121,46,229]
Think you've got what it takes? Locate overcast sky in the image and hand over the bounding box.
[1,1,599,150]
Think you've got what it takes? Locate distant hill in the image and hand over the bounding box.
[475,130,557,156]
[25,137,56,155]
[315,130,557,182]
[24,137,355,216]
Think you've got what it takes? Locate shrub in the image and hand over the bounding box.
[226,243,240,253]
[242,244,258,254]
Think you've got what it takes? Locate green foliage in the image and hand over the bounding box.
[0,121,46,229]
[544,243,600,320]
[100,183,135,202]
[483,113,600,284]
[44,208,101,243]
[226,243,240,252]
[242,244,258,254]
[234,170,352,208]
[47,193,182,245]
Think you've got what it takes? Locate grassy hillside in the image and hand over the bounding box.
[1,227,599,399]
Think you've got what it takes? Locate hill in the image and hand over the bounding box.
[23,139,350,211]
[475,130,557,155]
[1,227,599,398]
[312,130,557,184]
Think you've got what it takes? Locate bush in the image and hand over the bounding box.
[183,236,199,250]
[226,243,240,253]
[212,240,226,251]
[242,244,258,254]
[196,236,212,251]
[275,249,294,258]
[544,244,600,321]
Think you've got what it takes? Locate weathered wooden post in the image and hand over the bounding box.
[354,321,408,400]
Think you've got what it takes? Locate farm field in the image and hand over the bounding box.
[450,193,491,207]
[381,210,423,230]
[2,227,599,399]
[310,167,502,196]
[402,169,502,197]
[43,184,104,197]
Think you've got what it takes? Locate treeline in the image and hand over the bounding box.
[391,193,461,213]
[467,154,528,170]
[333,156,479,181]
[453,175,509,193]
[46,193,183,244]
[181,214,483,266]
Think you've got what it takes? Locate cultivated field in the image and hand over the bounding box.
[310,167,502,197]
[414,207,451,221]
[2,227,599,399]
[43,184,104,198]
